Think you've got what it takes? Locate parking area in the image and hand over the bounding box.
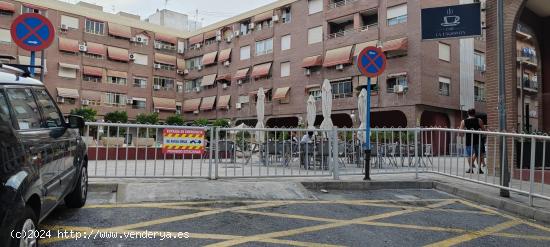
[39,189,550,247]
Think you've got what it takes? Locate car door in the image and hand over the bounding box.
[4,87,62,213]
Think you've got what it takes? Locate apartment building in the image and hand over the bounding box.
[0,0,488,129]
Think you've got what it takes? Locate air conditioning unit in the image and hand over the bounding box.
[222,83,228,89]
[226,36,232,43]
[154,43,163,49]
[237,80,243,85]
[177,69,184,75]
[136,36,144,43]
[195,43,201,49]
[193,110,199,114]
[248,23,255,29]
[236,103,242,109]
[335,64,344,71]
[183,69,189,75]
[216,35,222,42]
[60,24,68,31]
[305,68,311,76]
[195,87,201,92]
[153,85,161,90]
[129,53,135,61]
[57,97,65,103]
[130,37,137,42]
[78,44,87,52]
[81,99,90,106]
[177,48,185,54]
[126,98,134,104]
[154,64,162,69]
[234,31,240,37]
[272,15,279,22]
[197,65,203,71]
[223,61,230,67]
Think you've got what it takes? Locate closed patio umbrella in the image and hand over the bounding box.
[358,89,367,142]
[320,79,333,133]
[306,95,316,130]
[255,87,265,143]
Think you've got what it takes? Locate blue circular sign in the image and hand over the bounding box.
[357,46,387,77]
[10,13,55,52]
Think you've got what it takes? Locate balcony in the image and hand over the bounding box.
[517,49,538,67]
[517,77,538,92]
[329,0,358,9]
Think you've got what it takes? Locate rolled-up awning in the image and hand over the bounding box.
[272,87,291,100]
[189,34,204,45]
[82,66,103,77]
[155,33,177,44]
[153,97,176,111]
[251,62,272,78]
[154,53,176,65]
[86,42,106,56]
[217,95,231,109]
[108,22,131,39]
[382,37,408,53]
[202,51,218,65]
[107,46,129,62]
[177,58,186,70]
[305,84,320,91]
[387,72,408,78]
[132,97,147,102]
[107,70,127,78]
[57,88,79,99]
[354,40,379,56]
[201,74,217,87]
[217,73,231,81]
[323,45,353,67]
[302,55,323,68]
[203,30,217,40]
[59,62,80,70]
[219,48,232,62]
[58,37,79,53]
[234,68,250,80]
[0,1,15,12]
[80,90,102,101]
[183,98,201,112]
[253,10,273,22]
[200,96,216,111]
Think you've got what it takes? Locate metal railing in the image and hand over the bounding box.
[327,23,378,39]
[329,0,357,9]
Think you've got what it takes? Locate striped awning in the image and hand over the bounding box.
[203,30,217,40]
[80,90,102,101]
[217,73,231,81]
[177,58,186,70]
[86,42,106,56]
[323,45,353,67]
[200,96,216,111]
[107,46,129,62]
[219,48,232,62]
[234,68,250,80]
[183,98,201,112]
[58,37,79,53]
[82,66,103,77]
[217,95,231,109]
[251,63,272,78]
[354,40,379,56]
[382,38,408,53]
[154,53,176,65]
[155,33,177,44]
[153,97,177,111]
[0,1,15,12]
[56,88,79,99]
[272,87,290,100]
[189,34,204,45]
[107,70,127,78]
[253,10,273,22]
[108,22,132,39]
[201,74,217,87]
[59,62,80,70]
[302,55,323,68]
[202,51,218,65]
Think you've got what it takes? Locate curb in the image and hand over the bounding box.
[301,181,434,190]
[89,183,118,193]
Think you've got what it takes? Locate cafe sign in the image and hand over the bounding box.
[421,3,482,40]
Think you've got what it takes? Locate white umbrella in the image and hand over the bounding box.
[306,95,316,130]
[357,89,367,142]
[229,123,248,135]
[320,79,333,133]
[255,87,265,143]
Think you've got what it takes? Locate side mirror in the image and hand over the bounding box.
[67,115,85,129]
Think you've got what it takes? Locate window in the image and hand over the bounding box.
[387,4,407,26]
[0,29,12,43]
[240,45,251,60]
[105,92,126,106]
[474,81,485,101]
[107,76,127,85]
[185,56,203,70]
[83,75,101,83]
[154,40,176,51]
[281,35,291,51]
[132,53,148,65]
[60,15,79,29]
[308,0,323,14]
[439,42,451,62]
[133,77,147,88]
[33,89,64,128]
[132,99,146,109]
[154,63,176,71]
[387,75,408,93]
[22,6,46,15]
[239,20,252,36]
[0,90,12,124]
[308,88,321,101]
[5,88,42,130]
[256,20,273,31]
[238,95,250,104]
[280,62,290,77]
[58,67,77,79]
[474,52,485,71]
[85,19,105,35]
[308,26,323,44]
[439,76,451,96]
[177,83,184,93]
[255,38,273,56]
[184,79,201,93]
[153,77,175,90]
[282,7,292,23]
[331,79,353,99]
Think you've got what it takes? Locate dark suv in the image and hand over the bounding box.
[0,68,88,247]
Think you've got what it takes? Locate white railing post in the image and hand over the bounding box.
[529,137,536,206]
[415,129,419,179]
[332,128,340,180]
[214,127,219,180]
[208,126,215,180]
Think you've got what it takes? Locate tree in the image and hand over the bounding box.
[212,119,230,128]
[192,118,209,126]
[70,107,97,122]
[136,112,159,125]
[166,115,184,126]
[104,111,128,136]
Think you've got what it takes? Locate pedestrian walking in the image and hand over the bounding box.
[459,109,485,174]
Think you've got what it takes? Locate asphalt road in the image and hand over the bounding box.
[38,189,550,247]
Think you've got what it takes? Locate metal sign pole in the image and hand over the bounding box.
[29,51,35,77]
[364,77,371,180]
[40,50,45,82]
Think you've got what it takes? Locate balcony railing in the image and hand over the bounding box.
[517,50,538,65]
[329,0,358,9]
[517,77,538,91]
[327,23,378,39]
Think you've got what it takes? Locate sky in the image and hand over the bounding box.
[65,0,277,26]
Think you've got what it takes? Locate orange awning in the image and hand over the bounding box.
[202,51,218,65]
[234,68,250,80]
[253,10,273,22]
[177,58,186,70]
[154,53,176,65]
[302,55,323,68]
[107,70,127,78]
[86,42,105,56]
[217,73,231,81]
[251,63,272,78]
[217,95,231,109]
[183,98,201,112]
[107,46,129,62]
[272,87,291,100]
[108,22,131,39]
[82,66,103,77]
[219,48,232,62]
[203,30,217,40]
[155,33,177,44]
[201,74,217,87]
[153,97,176,111]
[382,37,408,53]
[200,96,216,111]
[323,46,353,67]
[189,34,204,45]
[354,40,379,56]
[56,88,79,99]
[0,1,15,12]
[80,90,102,101]
[58,37,79,53]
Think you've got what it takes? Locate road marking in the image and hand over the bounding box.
[424,220,521,247]
[492,232,550,241]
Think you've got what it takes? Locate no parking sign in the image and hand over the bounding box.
[10,13,55,51]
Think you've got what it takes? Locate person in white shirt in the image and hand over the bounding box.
[301,132,313,143]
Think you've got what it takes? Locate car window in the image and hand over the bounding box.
[33,88,64,128]
[0,90,12,124]
[5,88,42,130]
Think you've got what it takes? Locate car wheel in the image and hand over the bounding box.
[64,165,88,208]
[11,206,38,247]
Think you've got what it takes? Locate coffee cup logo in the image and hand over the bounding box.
[441,8,461,27]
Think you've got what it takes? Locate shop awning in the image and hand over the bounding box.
[302,55,323,68]
[108,22,131,39]
[107,46,129,62]
[354,40,379,56]
[234,68,250,80]
[177,58,186,70]
[183,98,201,112]
[58,37,79,53]
[80,90,102,101]
[86,42,106,56]
[56,88,79,99]
[219,48,232,62]
[251,62,272,78]
[59,62,80,70]
[201,74,217,87]
[155,33,177,44]
[217,95,231,109]
[154,53,176,65]
[382,37,408,53]
[153,97,177,111]
[217,73,231,81]
[188,34,204,45]
[202,51,218,65]
[107,70,127,78]
[203,30,217,40]
[0,1,15,12]
[82,66,103,77]
[200,96,216,111]
[253,10,273,22]
[323,45,353,67]
[272,87,290,100]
